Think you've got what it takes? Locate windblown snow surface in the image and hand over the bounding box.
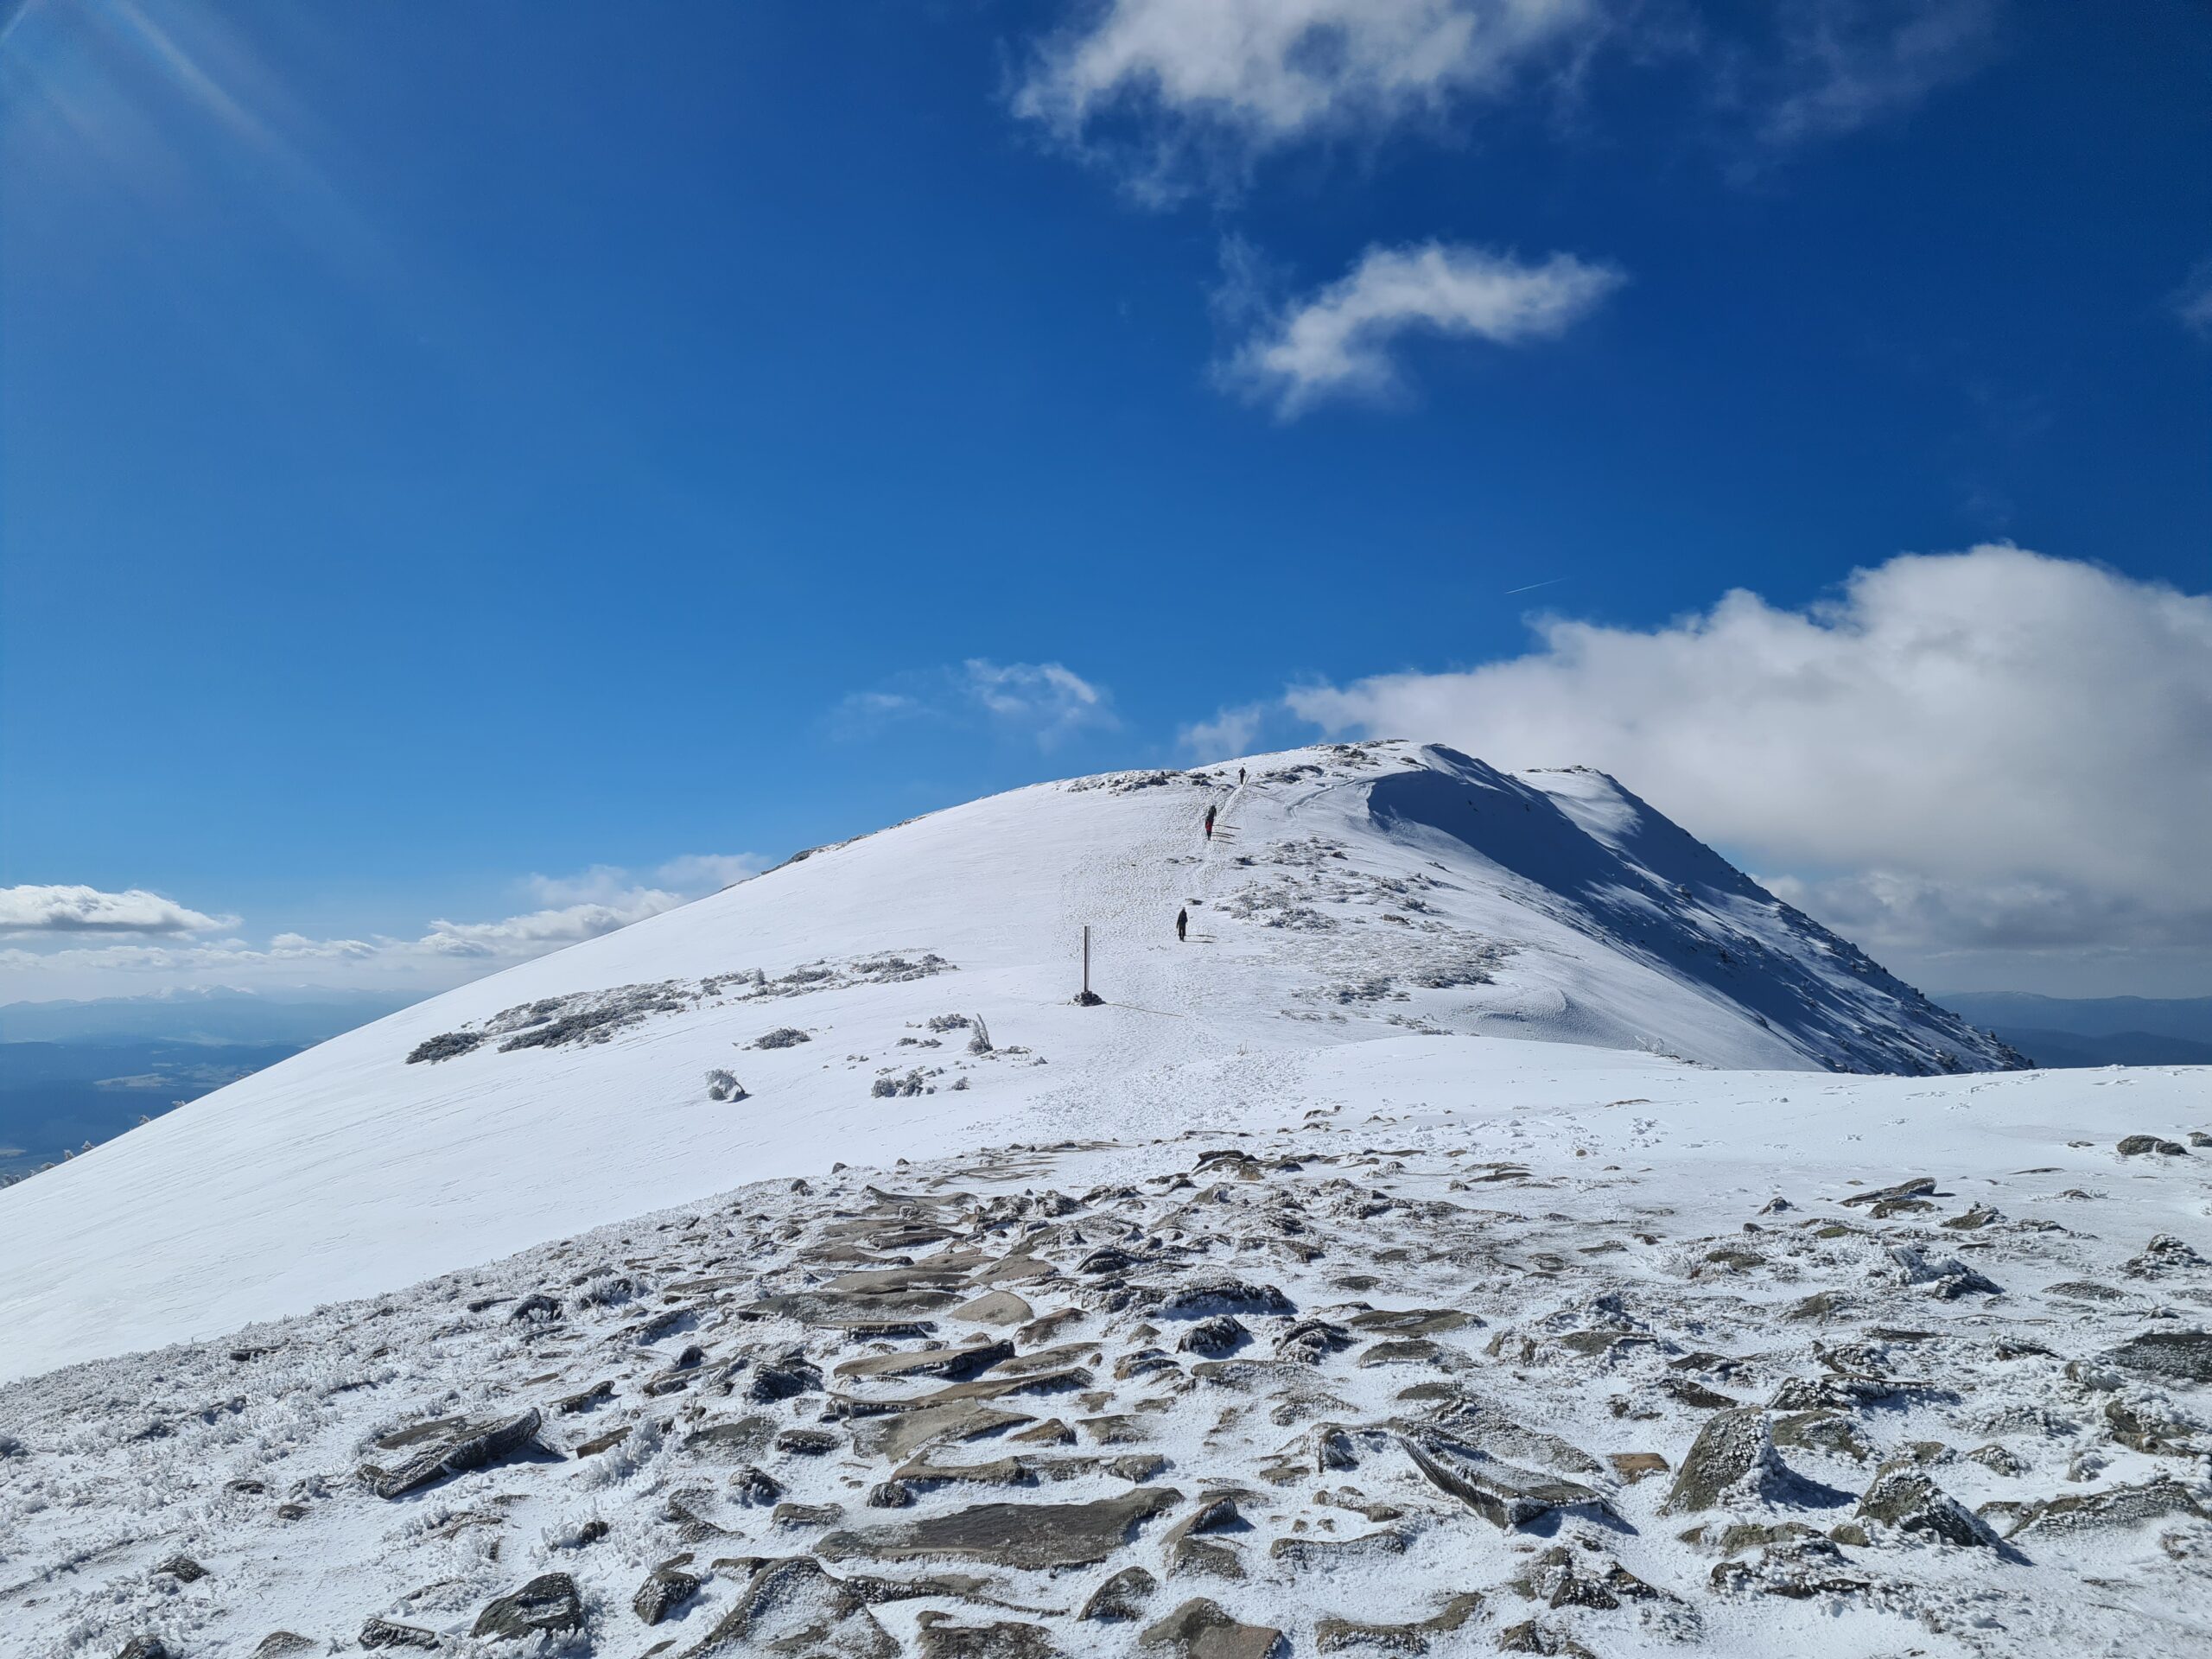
[3,741,2207,1659]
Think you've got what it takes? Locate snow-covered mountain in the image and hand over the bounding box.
[0,741,2017,1382]
[5,744,2209,1659]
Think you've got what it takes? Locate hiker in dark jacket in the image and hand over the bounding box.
[1203,804,1216,840]
[1176,906,1188,942]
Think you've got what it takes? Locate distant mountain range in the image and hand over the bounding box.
[1936,991,2212,1068]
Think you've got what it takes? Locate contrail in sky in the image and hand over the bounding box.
[1503,576,1569,595]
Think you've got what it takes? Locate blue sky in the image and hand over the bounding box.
[2,0,2208,1004]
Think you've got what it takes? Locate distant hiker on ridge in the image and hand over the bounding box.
[1204,804,1216,840]
[1176,906,1188,943]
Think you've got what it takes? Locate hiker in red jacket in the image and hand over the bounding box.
[1203,803,1216,841]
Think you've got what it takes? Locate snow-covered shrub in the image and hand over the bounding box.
[704,1069,747,1102]
[753,1027,809,1050]
[570,1272,641,1309]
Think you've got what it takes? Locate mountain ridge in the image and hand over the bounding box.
[0,740,2020,1382]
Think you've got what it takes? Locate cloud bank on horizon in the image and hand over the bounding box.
[0,854,766,1002]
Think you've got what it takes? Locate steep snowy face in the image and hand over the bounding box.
[1365,748,2022,1074]
[0,740,2018,1382]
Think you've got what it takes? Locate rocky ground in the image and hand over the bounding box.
[4,1099,2210,1659]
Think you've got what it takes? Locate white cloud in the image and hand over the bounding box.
[0,851,766,1001]
[0,885,233,935]
[1756,0,1998,147]
[1179,701,1272,760]
[1224,241,1622,416]
[1017,0,1605,195]
[1281,546,2212,984]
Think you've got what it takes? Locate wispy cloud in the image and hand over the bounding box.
[2175,257,2212,341]
[0,885,234,935]
[1015,0,1608,200]
[1752,0,1999,149]
[1014,2,2000,200]
[835,659,1117,750]
[1221,240,1623,417]
[1179,701,1272,760]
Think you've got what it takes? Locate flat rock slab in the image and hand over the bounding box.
[1400,1433,1611,1529]
[359,1408,546,1499]
[851,1402,1034,1463]
[1314,1592,1483,1654]
[1138,1597,1284,1659]
[836,1340,1013,1382]
[751,1290,962,1325]
[817,1486,1182,1570]
[2002,1477,2209,1539]
[952,1290,1036,1326]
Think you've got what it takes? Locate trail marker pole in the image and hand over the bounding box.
[1074,925,1103,1006]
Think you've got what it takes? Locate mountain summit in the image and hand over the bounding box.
[0,741,2017,1379]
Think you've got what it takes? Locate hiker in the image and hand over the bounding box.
[1204,804,1216,840]
[1176,906,1188,942]
[1238,766,1246,785]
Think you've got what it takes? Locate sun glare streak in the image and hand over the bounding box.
[2,0,391,286]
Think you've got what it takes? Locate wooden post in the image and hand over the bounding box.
[1083,925,1091,998]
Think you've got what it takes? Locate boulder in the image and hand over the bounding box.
[1854,1468,1996,1548]
[1080,1565,1160,1621]
[471,1573,584,1640]
[1178,1316,1249,1356]
[1661,1409,1802,1514]
[633,1563,702,1624]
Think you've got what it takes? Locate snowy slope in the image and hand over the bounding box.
[0,742,2019,1384]
[3,1049,2209,1659]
